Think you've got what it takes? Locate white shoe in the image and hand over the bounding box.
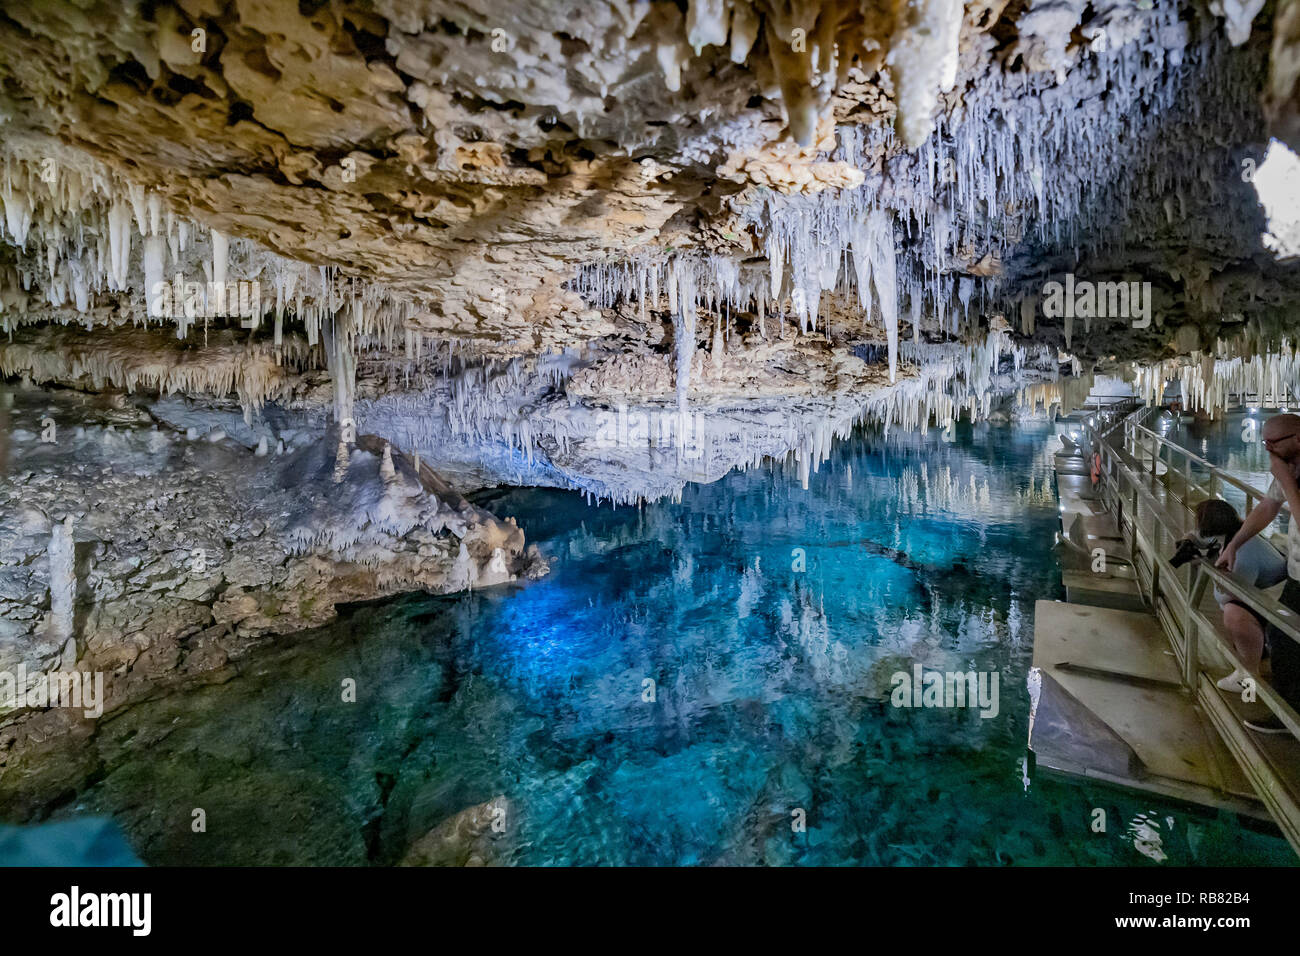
[1216,669,1249,693]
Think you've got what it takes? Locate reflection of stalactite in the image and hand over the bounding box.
[780,583,843,685]
[1015,473,1057,507]
[895,463,994,515]
[1127,812,1170,863]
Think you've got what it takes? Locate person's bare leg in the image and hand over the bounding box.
[1223,603,1265,673]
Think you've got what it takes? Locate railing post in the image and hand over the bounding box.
[1130,481,1138,540]
[1183,565,1210,689]
[1151,550,1161,608]
[1114,469,1123,529]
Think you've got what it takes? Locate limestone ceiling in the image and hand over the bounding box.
[0,0,1296,358]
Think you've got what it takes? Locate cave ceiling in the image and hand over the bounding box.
[0,0,1297,369]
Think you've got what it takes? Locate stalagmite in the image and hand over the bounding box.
[333,440,350,484]
[48,515,75,648]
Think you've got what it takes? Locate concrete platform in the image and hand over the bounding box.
[1062,570,1146,611]
[1055,473,1104,506]
[1054,452,1090,475]
[1030,600,1266,817]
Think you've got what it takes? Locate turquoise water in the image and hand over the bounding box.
[3,421,1292,865]
[1166,409,1285,509]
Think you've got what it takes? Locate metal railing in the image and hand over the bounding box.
[1122,416,1291,531]
[1082,394,1143,412]
[1073,396,1143,441]
[1084,404,1300,852]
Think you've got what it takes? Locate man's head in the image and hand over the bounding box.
[1263,413,1300,462]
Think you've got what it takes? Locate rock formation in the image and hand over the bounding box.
[0,0,1298,760]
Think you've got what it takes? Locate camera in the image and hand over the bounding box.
[1170,536,1220,568]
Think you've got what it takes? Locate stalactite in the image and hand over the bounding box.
[0,325,314,414]
[1133,342,1300,417]
[0,149,411,365]
[325,302,358,439]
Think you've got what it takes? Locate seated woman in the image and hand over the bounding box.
[1179,499,1288,692]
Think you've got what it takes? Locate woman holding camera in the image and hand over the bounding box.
[1177,499,1287,693]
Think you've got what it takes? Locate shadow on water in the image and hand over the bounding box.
[0,420,1293,865]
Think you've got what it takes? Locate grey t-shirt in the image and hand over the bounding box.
[1216,534,1288,607]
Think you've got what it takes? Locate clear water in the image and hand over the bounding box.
[2,421,1293,865]
[1166,409,1286,515]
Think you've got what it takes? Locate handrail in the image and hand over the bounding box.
[1079,398,1143,445]
[1193,563,1300,740]
[1128,421,1222,473]
[1084,406,1300,738]
[1125,418,1289,518]
[1106,448,1300,737]
[1082,395,1142,408]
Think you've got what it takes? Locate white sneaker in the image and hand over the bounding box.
[1216,669,1249,693]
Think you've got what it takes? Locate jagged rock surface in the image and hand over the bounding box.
[0,385,546,768]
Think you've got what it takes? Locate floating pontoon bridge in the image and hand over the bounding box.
[1032,396,1300,856]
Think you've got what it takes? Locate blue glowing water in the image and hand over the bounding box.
[7,421,1293,865]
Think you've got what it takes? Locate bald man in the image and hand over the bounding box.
[1218,412,1300,733]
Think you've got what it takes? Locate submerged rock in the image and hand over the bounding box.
[400,797,511,867]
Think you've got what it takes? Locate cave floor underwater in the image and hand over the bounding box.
[0,418,1292,866]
